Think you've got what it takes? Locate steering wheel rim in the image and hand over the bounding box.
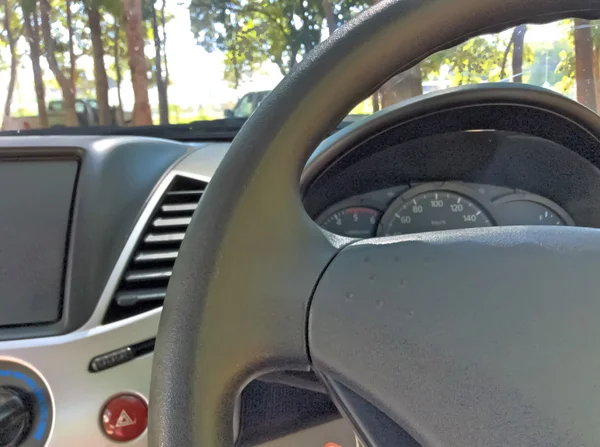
[150,1,600,445]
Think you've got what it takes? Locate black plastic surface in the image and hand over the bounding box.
[303,85,600,192]
[323,378,419,447]
[305,131,600,228]
[0,138,190,340]
[0,160,77,327]
[304,87,600,222]
[237,381,339,446]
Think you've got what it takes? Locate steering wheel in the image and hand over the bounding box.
[150,0,600,445]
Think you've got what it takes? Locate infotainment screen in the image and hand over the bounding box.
[0,160,78,327]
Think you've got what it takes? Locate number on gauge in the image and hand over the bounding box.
[382,191,491,235]
[318,206,382,238]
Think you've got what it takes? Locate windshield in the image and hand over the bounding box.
[0,3,598,130]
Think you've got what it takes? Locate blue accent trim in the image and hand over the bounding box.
[0,368,49,440]
[34,421,46,440]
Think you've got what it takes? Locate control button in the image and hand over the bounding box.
[0,386,32,447]
[89,347,134,372]
[101,394,147,442]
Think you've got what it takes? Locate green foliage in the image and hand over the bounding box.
[0,0,23,50]
[189,0,369,87]
[421,34,510,86]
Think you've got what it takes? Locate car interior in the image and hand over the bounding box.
[3,0,600,446]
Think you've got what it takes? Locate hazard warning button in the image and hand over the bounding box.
[101,394,148,442]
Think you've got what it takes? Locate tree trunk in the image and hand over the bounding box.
[574,18,597,111]
[87,2,111,125]
[114,21,125,125]
[25,3,49,128]
[122,0,152,125]
[151,0,168,124]
[322,0,336,36]
[40,0,79,126]
[160,0,169,87]
[379,65,423,108]
[2,0,18,129]
[500,30,515,80]
[66,0,77,94]
[512,24,527,83]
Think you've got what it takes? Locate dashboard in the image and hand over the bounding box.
[2,85,600,446]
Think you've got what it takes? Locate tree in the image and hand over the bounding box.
[190,0,376,98]
[112,18,126,124]
[86,0,112,125]
[39,0,79,126]
[422,34,508,86]
[557,20,599,110]
[159,0,169,88]
[322,0,336,36]
[189,0,327,87]
[149,0,168,124]
[66,0,77,89]
[574,19,597,110]
[22,0,48,127]
[512,25,527,83]
[122,0,152,125]
[2,0,19,128]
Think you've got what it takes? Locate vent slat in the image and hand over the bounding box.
[153,217,192,228]
[166,189,204,196]
[134,250,179,262]
[144,232,186,243]
[116,288,167,307]
[104,176,207,324]
[125,268,172,283]
[161,203,198,213]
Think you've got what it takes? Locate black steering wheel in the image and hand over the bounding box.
[150,0,600,445]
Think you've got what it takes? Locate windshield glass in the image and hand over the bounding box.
[0,3,598,130]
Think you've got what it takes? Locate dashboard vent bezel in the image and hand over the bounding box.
[103,174,207,323]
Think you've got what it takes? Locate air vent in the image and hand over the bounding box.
[103,175,207,323]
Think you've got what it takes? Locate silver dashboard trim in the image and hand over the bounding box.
[0,143,220,446]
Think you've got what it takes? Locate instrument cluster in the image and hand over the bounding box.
[316,182,574,238]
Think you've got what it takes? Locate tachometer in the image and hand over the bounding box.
[318,206,382,238]
[380,190,492,235]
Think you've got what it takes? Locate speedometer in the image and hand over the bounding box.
[380,190,492,235]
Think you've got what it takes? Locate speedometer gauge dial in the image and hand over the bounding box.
[380,190,492,236]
